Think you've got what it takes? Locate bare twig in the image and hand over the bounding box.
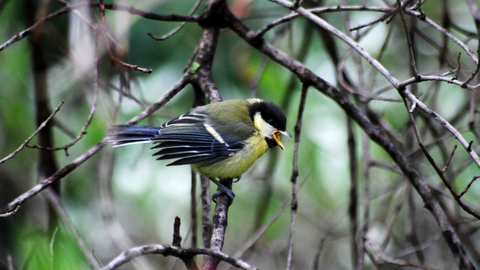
[286,83,308,270]
[380,184,407,250]
[99,1,152,74]
[405,184,426,263]
[269,0,480,170]
[312,238,325,270]
[27,29,100,155]
[408,111,480,219]
[0,75,189,216]
[223,7,475,268]
[103,3,200,22]
[347,116,360,270]
[397,0,419,79]
[148,0,203,41]
[173,216,183,247]
[100,245,257,270]
[230,193,291,260]
[0,6,71,52]
[0,2,199,53]
[442,145,457,172]
[254,5,395,39]
[42,188,101,268]
[98,149,156,270]
[172,217,199,270]
[365,237,441,270]
[395,233,442,258]
[0,101,64,165]
[461,0,480,86]
[458,176,480,199]
[0,140,107,217]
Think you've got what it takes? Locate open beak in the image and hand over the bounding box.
[272,130,292,151]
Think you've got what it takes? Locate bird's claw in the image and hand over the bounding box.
[208,177,235,204]
[211,186,235,204]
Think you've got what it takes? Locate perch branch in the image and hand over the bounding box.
[100,245,257,270]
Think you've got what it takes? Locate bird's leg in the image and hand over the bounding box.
[209,177,235,203]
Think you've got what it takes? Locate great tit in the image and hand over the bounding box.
[107,98,291,200]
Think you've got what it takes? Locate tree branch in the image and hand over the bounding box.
[100,245,257,270]
[0,101,64,164]
[0,75,189,216]
[223,6,475,269]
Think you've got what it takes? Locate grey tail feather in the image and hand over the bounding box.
[107,125,160,147]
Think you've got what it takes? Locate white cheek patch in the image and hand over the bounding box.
[204,123,226,144]
[253,112,276,137]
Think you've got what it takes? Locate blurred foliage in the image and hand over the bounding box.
[1,0,480,269]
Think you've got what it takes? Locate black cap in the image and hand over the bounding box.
[249,100,287,131]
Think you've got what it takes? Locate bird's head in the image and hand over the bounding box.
[248,99,292,150]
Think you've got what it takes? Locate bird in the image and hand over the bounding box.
[106,98,291,202]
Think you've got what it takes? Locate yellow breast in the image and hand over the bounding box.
[193,132,269,179]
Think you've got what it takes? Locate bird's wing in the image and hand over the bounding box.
[151,112,244,166]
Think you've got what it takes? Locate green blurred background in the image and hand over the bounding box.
[1,0,479,269]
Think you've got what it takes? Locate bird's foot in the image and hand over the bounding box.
[233,176,241,183]
[209,177,235,204]
[212,187,235,204]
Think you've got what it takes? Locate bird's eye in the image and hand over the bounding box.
[267,119,276,126]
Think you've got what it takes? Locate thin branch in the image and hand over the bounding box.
[380,184,407,250]
[172,217,199,270]
[405,184,426,263]
[27,29,100,154]
[0,6,71,52]
[98,1,152,74]
[98,148,156,270]
[103,3,200,22]
[0,101,64,165]
[442,145,457,172]
[148,0,203,41]
[0,140,107,217]
[269,0,480,170]
[230,192,291,260]
[0,2,200,53]
[100,245,257,270]
[458,176,480,198]
[347,116,359,270]
[461,0,480,86]
[42,188,102,268]
[126,75,190,125]
[0,75,189,216]
[173,216,183,247]
[395,233,442,258]
[254,5,395,38]
[312,238,325,270]
[397,0,419,79]
[408,110,480,219]
[365,237,441,270]
[286,84,308,270]
[398,75,477,91]
[223,7,475,268]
